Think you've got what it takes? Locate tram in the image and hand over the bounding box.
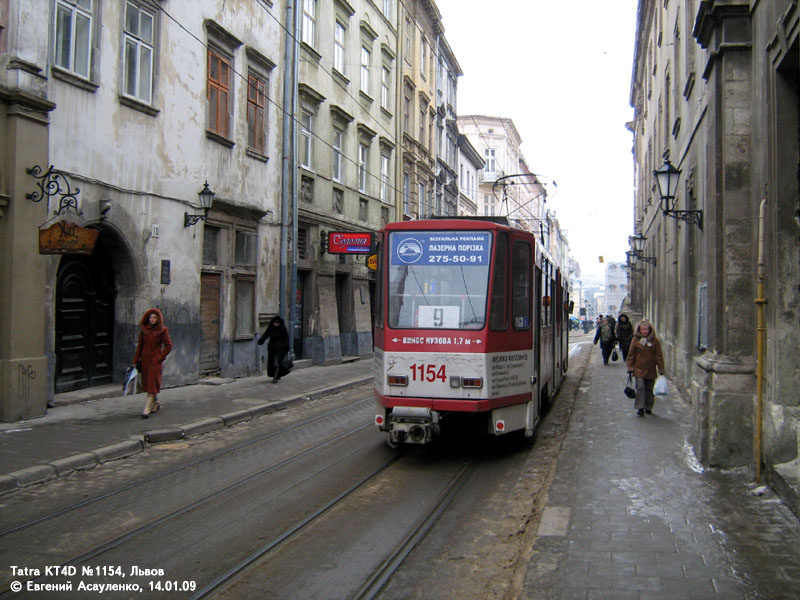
[373,217,570,445]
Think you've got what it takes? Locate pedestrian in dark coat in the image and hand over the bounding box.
[615,313,634,361]
[593,316,617,365]
[258,315,292,383]
[625,319,665,416]
[133,308,173,418]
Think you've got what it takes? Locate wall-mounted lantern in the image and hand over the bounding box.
[654,153,702,230]
[184,181,215,227]
[628,233,657,266]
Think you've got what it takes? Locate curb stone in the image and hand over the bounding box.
[50,452,98,476]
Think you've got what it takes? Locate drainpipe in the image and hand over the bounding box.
[755,195,768,482]
[279,0,295,322]
[288,0,301,352]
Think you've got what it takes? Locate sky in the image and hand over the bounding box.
[435,0,639,284]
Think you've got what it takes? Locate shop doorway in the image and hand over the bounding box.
[55,241,116,393]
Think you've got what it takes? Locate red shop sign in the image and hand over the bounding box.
[327,231,373,254]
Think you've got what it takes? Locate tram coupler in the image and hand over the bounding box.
[385,406,439,445]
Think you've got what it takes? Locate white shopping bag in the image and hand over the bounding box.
[654,375,668,396]
[123,366,139,396]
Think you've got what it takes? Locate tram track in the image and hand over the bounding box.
[0,398,381,597]
[0,396,371,539]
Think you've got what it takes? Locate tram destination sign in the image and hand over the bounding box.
[325,231,373,254]
[390,231,491,266]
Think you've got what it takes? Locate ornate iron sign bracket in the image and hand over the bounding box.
[26,165,83,216]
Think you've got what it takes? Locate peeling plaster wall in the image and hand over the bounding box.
[42,0,283,387]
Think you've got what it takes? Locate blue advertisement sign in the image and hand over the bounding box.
[390,231,491,266]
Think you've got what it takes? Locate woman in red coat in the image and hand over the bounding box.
[133,308,172,418]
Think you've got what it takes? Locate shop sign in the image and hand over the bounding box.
[39,221,99,255]
[326,231,373,254]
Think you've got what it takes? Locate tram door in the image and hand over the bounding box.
[55,248,115,393]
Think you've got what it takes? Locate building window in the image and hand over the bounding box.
[404,17,412,62]
[300,110,313,168]
[332,128,343,181]
[380,154,390,202]
[381,206,389,227]
[207,47,231,138]
[247,72,267,152]
[381,66,391,110]
[359,198,368,221]
[203,226,220,265]
[235,230,257,266]
[484,148,496,173]
[419,108,426,145]
[333,21,346,74]
[297,227,309,259]
[333,188,344,214]
[55,0,94,79]
[484,193,495,216]
[403,93,411,134]
[420,37,427,78]
[122,1,154,103]
[235,277,255,338]
[419,182,426,216]
[403,172,410,214]
[383,0,392,20]
[358,143,369,192]
[360,46,371,95]
[302,0,316,46]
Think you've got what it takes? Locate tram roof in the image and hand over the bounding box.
[382,217,515,231]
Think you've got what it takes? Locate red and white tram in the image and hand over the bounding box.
[373,218,570,445]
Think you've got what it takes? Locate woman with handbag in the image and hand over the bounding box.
[593,316,617,365]
[257,315,292,383]
[133,308,173,418]
[625,319,665,417]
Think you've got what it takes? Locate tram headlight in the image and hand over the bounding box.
[461,376,483,389]
[387,374,408,386]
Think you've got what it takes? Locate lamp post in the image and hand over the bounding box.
[185,181,215,227]
[654,152,702,230]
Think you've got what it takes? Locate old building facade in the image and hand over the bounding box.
[1,0,284,420]
[630,0,800,513]
[290,0,398,363]
[0,0,465,418]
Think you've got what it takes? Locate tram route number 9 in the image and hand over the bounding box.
[410,364,446,382]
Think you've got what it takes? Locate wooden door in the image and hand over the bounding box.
[199,272,221,371]
[55,252,115,393]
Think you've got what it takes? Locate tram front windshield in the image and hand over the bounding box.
[388,230,491,330]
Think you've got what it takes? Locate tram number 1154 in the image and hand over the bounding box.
[410,364,446,382]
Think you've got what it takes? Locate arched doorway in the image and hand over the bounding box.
[54,238,116,393]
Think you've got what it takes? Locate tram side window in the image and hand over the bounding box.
[511,241,531,330]
[541,260,552,327]
[489,232,508,330]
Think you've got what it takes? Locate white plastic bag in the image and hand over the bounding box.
[654,375,668,396]
[123,366,139,396]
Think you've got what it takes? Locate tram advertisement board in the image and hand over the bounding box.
[390,231,491,266]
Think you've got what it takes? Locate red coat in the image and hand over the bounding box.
[133,308,173,394]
